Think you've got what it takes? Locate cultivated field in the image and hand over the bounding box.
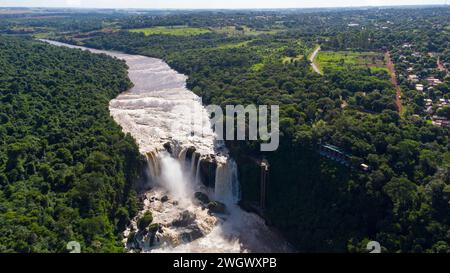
[316,51,387,73]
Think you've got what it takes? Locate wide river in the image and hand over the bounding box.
[42,39,291,253]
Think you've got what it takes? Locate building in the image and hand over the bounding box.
[402,43,412,48]
[319,144,351,167]
[408,74,419,82]
[415,84,424,92]
[427,77,442,86]
[438,98,449,107]
[432,115,450,128]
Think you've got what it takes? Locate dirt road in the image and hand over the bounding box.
[309,45,322,75]
[385,52,403,114]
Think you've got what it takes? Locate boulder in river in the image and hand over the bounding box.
[163,142,172,154]
[180,225,204,243]
[137,211,153,231]
[186,147,197,161]
[161,195,169,203]
[207,201,227,214]
[195,192,210,204]
[148,223,160,233]
[126,231,137,248]
[172,210,196,227]
[198,156,217,188]
[148,223,160,247]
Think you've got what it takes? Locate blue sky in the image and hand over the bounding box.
[0,0,447,9]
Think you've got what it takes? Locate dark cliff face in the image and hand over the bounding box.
[186,147,197,161]
[198,156,217,188]
[229,139,368,252]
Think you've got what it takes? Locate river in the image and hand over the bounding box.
[41,39,291,253]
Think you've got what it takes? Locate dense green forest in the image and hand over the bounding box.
[0,7,449,253]
[0,36,145,252]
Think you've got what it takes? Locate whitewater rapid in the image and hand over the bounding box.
[42,39,291,253]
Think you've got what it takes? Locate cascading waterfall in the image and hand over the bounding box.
[146,151,161,179]
[190,153,197,179]
[195,157,202,185]
[158,151,192,201]
[214,159,239,205]
[42,39,290,253]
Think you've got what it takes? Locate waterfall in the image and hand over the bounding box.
[178,147,189,172]
[145,145,239,205]
[195,157,202,184]
[214,159,239,205]
[158,151,192,201]
[178,147,187,163]
[146,150,160,182]
[190,152,198,181]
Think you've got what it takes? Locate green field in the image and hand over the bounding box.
[316,51,388,73]
[212,25,283,36]
[214,40,252,50]
[128,26,211,36]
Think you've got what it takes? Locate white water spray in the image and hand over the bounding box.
[158,151,192,202]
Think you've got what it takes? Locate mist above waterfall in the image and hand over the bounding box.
[158,151,193,202]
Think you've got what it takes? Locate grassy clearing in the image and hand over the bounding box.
[282,55,304,64]
[128,26,211,36]
[214,40,252,50]
[282,41,311,64]
[316,51,388,73]
[251,63,265,72]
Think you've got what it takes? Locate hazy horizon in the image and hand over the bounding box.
[0,0,448,10]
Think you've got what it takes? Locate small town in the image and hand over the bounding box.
[394,42,450,127]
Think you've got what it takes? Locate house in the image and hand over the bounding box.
[415,84,424,92]
[408,74,419,82]
[360,163,370,172]
[424,98,433,106]
[438,98,449,107]
[432,115,450,128]
[402,43,412,48]
[427,77,442,86]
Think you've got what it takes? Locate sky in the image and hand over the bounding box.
[0,0,447,9]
